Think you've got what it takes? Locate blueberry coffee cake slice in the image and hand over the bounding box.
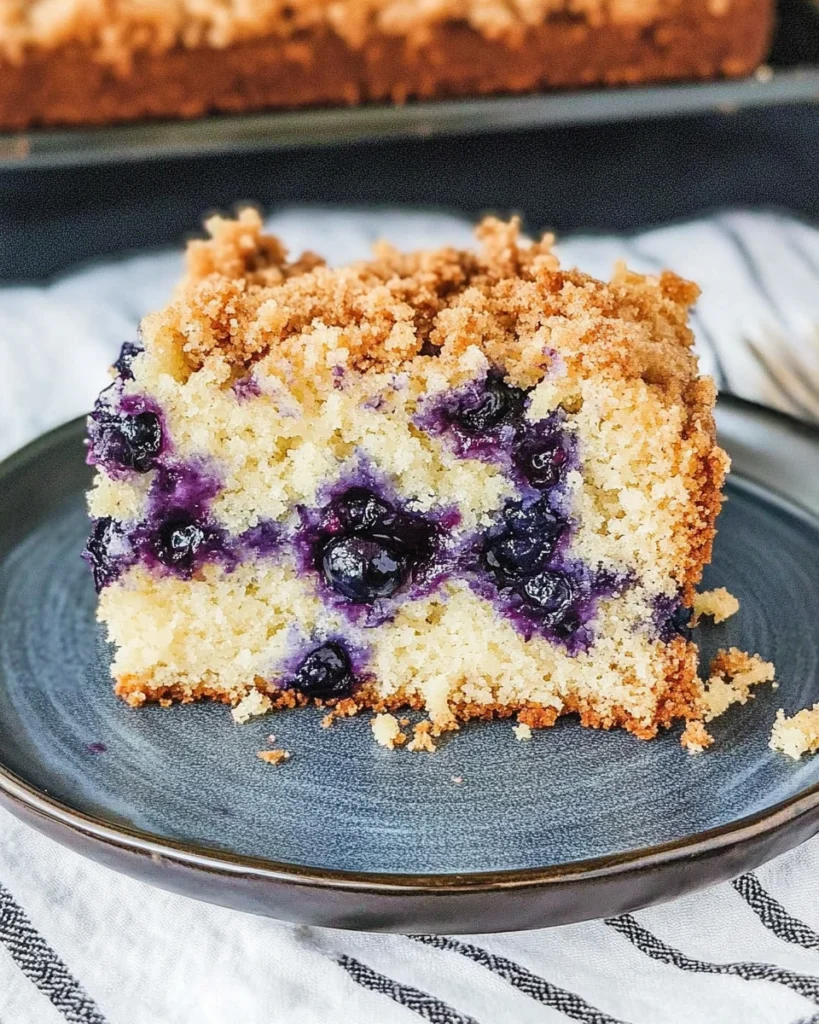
[84,209,729,740]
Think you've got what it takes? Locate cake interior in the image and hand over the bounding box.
[84,210,729,740]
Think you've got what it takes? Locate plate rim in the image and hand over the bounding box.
[1,394,818,897]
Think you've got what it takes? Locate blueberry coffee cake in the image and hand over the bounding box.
[0,0,773,130]
[84,209,730,742]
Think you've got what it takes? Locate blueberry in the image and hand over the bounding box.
[333,488,393,532]
[322,535,406,602]
[482,499,565,580]
[370,517,435,563]
[292,642,354,699]
[94,410,162,473]
[154,514,206,569]
[484,531,555,578]
[521,570,575,626]
[454,375,526,434]
[514,437,568,489]
[84,517,126,591]
[113,342,143,380]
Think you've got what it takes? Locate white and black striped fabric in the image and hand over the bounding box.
[1,207,819,1024]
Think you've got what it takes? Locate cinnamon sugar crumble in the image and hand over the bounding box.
[320,698,360,728]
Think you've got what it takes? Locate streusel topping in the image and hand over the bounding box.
[0,0,736,65]
[150,207,703,400]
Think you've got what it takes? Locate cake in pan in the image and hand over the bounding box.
[0,0,774,129]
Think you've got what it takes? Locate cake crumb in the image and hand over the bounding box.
[699,648,776,722]
[159,698,173,708]
[371,713,406,749]
[692,587,740,625]
[680,720,714,754]
[257,749,290,765]
[770,705,819,760]
[513,722,533,741]
[399,717,410,726]
[407,720,437,752]
[451,775,464,784]
[232,689,272,723]
[320,698,361,728]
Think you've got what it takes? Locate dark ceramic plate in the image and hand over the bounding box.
[1,396,818,933]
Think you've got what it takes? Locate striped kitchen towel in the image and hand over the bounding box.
[1,207,818,1024]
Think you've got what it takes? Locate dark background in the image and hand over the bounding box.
[1,0,817,282]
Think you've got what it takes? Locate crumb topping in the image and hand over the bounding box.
[770,705,819,760]
[692,587,739,626]
[699,647,775,722]
[0,1,730,66]
[149,209,705,404]
[513,722,533,741]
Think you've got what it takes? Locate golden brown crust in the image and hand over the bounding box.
[0,0,773,130]
[114,635,701,738]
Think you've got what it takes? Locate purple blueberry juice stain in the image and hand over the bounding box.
[132,462,234,577]
[653,593,693,642]
[147,462,221,521]
[232,374,261,400]
[84,455,286,590]
[86,742,107,754]
[240,520,281,557]
[417,371,528,463]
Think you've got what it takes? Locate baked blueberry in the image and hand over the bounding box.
[453,374,526,434]
[84,517,126,591]
[154,514,206,570]
[514,436,568,489]
[93,410,162,473]
[314,486,438,603]
[322,535,405,602]
[292,642,354,698]
[332,488,393,532]
[521,570,575,626]
[482,499,565,581]
[113,342,143,381]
